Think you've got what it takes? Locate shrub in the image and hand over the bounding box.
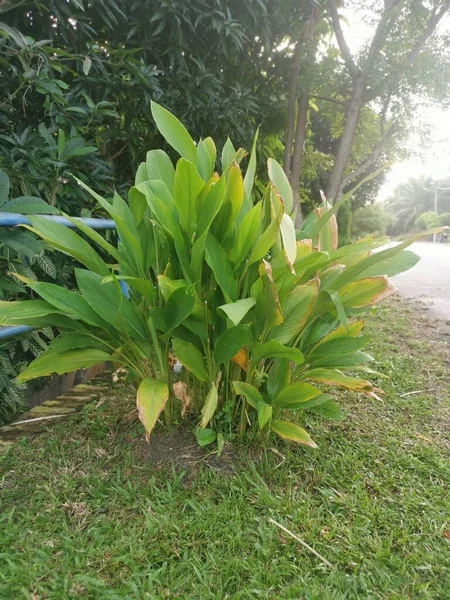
[415,211,440,231]
[0,104,426,448]
[352,203,393,239]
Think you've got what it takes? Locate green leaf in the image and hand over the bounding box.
[256,401,272,430]
[309,336,369,357]
[221,137,236,171]
[164,286,195,329]
[339,277,396,308]
[309,400,344,420]
[151,101,197,164]
[197,137,216,181]
[274,382,322,409]
[267,158,293,214]
[243,127,259,203]
[146,149,175,191]
[136,378,169,441]
[359,250,420,278]
[174,158,205,237]
[197,175,226,237]
[0,169,9,205]
[76,269,146,340]
[102,275,155,304]
[48,333,109,352]
[214,325,249,365]
[271,420,317,448]
[280,214,297,265]
[205,234,238,302]
[2,196,58,214]
[232,381,263,408]
[0,299,59,326]
[217,298,256,326]
[247,212,282,266]
[229,201,262,267]
[17,348,111,383]
[257,260,283,329]
[25,216,109,276]
[272,279,319,344]
[201,382,218,428]
[63,215,120,262]
[27,281,110,329]
[252,340,304,365]
[196,428,217,447]
[172,338,209,382]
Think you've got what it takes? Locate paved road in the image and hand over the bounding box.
[391,242,450,321]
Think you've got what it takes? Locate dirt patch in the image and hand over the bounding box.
[132,423,237,477]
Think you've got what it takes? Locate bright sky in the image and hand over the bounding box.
[342,5,450,201]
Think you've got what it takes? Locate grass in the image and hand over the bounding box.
[1,297,449,600]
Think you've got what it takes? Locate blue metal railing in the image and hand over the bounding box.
[0,213,117,340]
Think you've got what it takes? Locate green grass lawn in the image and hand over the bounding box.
[1,297,449,600]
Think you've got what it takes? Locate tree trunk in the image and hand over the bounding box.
[289,92,309,227]
[283,42,303,177]
[325,78,364,202]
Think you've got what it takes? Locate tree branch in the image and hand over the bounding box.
[406,0,450,66]
[283,42,303,176]
[310,94,346,107]
[328,0,360,79]
[361,0,403,78]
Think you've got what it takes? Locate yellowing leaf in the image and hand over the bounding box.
[271,420,317,448]
[231,347,247,370]
[272,278,319,344]
[201,382,218,428]
[136,378,169,442]
[339,276,397,308]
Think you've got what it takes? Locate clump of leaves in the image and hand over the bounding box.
[0,104,433,448]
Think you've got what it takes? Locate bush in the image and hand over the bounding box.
[0,104,422,449]
[352,203,393,239]
[415,211,441,231]
[438,212,450,227]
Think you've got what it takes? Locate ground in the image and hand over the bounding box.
[1,297,449,600]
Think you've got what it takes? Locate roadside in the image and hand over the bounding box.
[0,296,449,599]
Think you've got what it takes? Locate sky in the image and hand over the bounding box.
[342,4,450,202]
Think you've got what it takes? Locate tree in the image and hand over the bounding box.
[324,0,450,202]
[352,203,393,238]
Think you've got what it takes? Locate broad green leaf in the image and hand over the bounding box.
[359,250,419,278]
[142,180,176,212]
[257,401,272,430]
[319,265,345,290]
[309,400,344,420]
[158,276,204,320]
[196,428,217,447]
[302,368,375,392]
[26,281,110,329]
[267,158,293,214]
[201,382,218,428]
[232,381,263,408]
[315,321,364,346]
[274,382,322,408]
[164,286,195,329]
[214,325,249,365]
[205,234,238,302]
[197,137,216,182]
[339,276,396,308]
[136,378,169,442]
[247,212,282,266]
[214,165,244,238]
[229,201,262,267]
[174,158,204,237]
[280,214,297,266]
[252,340,304,365]
[257,260,283,329]
[151,101,197,164]
[2,196,58,214]
[76,269,146,340]
[294,393,333,410]
[25,216,109,276]
[267,358,290,399]
[309,336,369,358]
[310,351,373,369]
[146,149,175,191]
[135,162,148,185]
[64,214,120,262]
[102,275,155,304]
[272,278,319,344]
[17,348,111,383]
[172,338,209,382]
[0,299,58,326]
[48,333,109,352]
[271,420,317,448]
[221,137,236,171]
[217,298,256,326]
[197,175,226,237]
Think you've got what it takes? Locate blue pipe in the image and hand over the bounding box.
[0,325,34,340]
[0,213,116,230]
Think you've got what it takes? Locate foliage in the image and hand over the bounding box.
[352,204,393,239]
[0,169,56,423]
[439,212,450,227]
[336,199,352,246]
[0,106,426,447]
[415,211,441,231]
[1,298,450,599]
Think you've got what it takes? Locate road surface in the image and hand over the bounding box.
[391,242,450,322]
